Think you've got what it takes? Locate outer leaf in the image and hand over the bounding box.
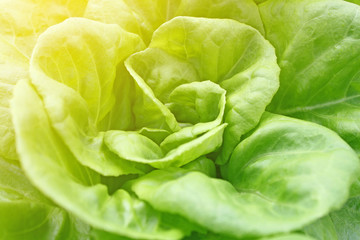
[350,179,360,197]
[84,0,264,44]
[0,0,88,58]
[11,80,186,240]
[303,195,360,240]
[303,216,338,240]
[126,16,279,164]
[260,0,360,155]
[0,157,90,240]
[329,196,360,239]
[30,18,149,176]
[0,82,17,160]
[131,113,359,238]
[0,0,87,160]
[0,38,28,160]
[31,17,145,125]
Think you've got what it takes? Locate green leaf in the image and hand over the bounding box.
[0,38,29,160]
[105,124,226,168]
[160,81,226,152]
[11,79,187,240]
[103,80,227,169]
[224,112,360,235]
[259,234,316,240]
[85,0,264,44]
[166,80,225,125]
[345,0,360,5]
[0,0,88,160]
[303,195,360,240]
[184,232,316,240]
[302,215,338,240]
[138,127,170,145]
[182,156,217,178]
[106,66,227,169]
[131,113,359,238]
[260,0,360,155]
[126,16,279,164]
[0,82,17,160]
[31,17,145,126]
[29,18,149,176]
[0,0,88,58]
[0,157,90,240]
[329,196,360,240]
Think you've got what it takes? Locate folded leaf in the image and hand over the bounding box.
[182,156,217,178]
[131,113,359,238]
[29,18,149,176]
[105,124,226,168]
[0,157,90,240]
[11,80,187,240]
[31,17,145,126]
[0,0,87,160]
[85,0,264,44]
[126,16,279,164]
[104,80,226,168]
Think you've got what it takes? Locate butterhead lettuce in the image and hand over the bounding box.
[1,0,360,240]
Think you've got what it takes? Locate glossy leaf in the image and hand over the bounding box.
[126,16,279,164]
[261,0,360,155]
[29,18,149,176]
[85,0,264,44]
[104,80,227,168]
[303,195,360,240]
[0,0,88,160]
[11,80,187,240]
[131,113,359,238]
[0,157,90,240]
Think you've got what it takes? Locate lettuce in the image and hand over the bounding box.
[2,0,360,239]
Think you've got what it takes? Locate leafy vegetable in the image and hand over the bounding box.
[303,187,360,240]
[0,0,88,160]
[84,0,264,44]
[125,16,279,164]
[0,157,90,240]
[2,0,360,239]
[261,0,360,155]
[130,113,359,238]
[11,79,190,240]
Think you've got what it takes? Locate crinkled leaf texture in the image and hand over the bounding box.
[30,17,145,128]
[125,16,279,165]
[303,191,360,240]
[104,80,227,168]
[0,157,90,240]
[0,0,88,160]
[130,113,360,238]
[28,17,227,173]
[29,18,150,176]
[5,0,360,239]
[11,80,190,240]
[84,0,264,44]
